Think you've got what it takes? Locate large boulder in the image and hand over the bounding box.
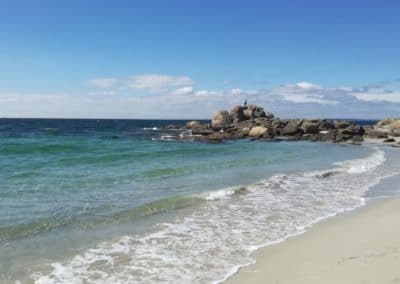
[300,121,319,134]
[230,105,246,123]
[339,125,365,136]
[186,120,201,128]
[243,108,254,119]
[365,127,388,139]
[270,118,288,129]
[248,126,269,138]
[391,120,400,135]
[283,119,304,135]
[339,124,365,136]
[241,105,271,119]
[375,119,400,136]
[376,118,395,128]
[206,132,232,141]
[265,112,274,119]
[334,120,352,129]
[318,120,335,130]
[335,125,364,141]
[194,131,233,143]
[211,110,233,128]
[254,118,272,128]
[190,125,215,135]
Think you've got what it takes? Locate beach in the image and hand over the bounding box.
[227,176,400,284]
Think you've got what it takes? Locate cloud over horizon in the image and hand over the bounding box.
[1,74,400,119]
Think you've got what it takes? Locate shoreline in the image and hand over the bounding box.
[226,174,400,284]
[2,137,398,283]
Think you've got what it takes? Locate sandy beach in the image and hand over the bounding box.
[227,186,400,284]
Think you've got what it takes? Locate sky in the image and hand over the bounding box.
[0,0,400,119]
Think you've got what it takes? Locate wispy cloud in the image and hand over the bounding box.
[171,86,194,96]
[88,73,193,92]
[125,74,193,91]
[87,78,119,88]
[272,82,337,105]
[194,90,223,97]
[88,90,117,96]
[351,91,400,103]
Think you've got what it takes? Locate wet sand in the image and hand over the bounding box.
[227,195,400,284]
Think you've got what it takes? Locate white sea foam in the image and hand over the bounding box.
[335,148,386,174]
[202,188,237,201]
[32,147,396,284]
[198,186,247,201]
[143,127,160,131]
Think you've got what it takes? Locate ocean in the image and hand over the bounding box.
[1,118,399,283]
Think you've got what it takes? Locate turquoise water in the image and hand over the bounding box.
[0,119,399,283]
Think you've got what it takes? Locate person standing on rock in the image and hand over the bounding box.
[244,99,247,107]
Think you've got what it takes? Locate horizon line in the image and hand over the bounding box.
[0,116,382,121]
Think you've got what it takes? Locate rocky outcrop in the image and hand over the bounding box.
[154,104,399,145]
[230,105,272,123]
[373,118,400,136]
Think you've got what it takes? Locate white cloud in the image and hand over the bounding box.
[351,91,400,103]
[281,93,338,105]
[338,86,353,92]
[2,80,400,119]
[230,88,244,95]
[125,74,193,91]
[0,93,67,103]
[274,82,338,105]
[89,73,194,93]
[88,91,117,96]
[295,81,322,90]
[171,86,194,96]
[194,90,223,97]
[87,78,118,88]
[280,81,323,92]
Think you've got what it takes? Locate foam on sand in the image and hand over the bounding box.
[227,193,400,284]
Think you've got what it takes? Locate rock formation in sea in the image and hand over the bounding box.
[162,103,400,146]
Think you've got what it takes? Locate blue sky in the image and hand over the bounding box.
[1,0,400,118]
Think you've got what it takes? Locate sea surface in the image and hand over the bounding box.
[1,118,399,284]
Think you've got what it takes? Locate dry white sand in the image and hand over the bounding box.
[227,197,400,284]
